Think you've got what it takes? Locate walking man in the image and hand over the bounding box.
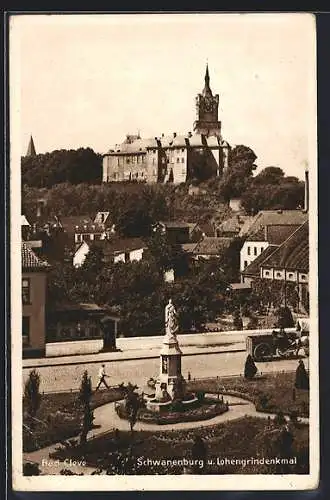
[95,364,110,391]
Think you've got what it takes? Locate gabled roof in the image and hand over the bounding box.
[261,221,309,272]
[22,242,50,271]
[242,245,278,276]
[193,237,232,256]
[90,237,147,256]
[218,215,253,235]
[59,216,104,234]
[245,210,308,239]
[196,222,215,237]
[107,137,158,154]
[21,215,30,227]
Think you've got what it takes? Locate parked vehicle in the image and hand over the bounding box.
[246,324,309,362]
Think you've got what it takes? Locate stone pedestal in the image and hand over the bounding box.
[155,333,186,401]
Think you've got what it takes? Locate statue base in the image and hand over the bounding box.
[154,374,186,401]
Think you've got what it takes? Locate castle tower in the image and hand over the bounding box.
[193,64,221,138]
[26,135,36,157]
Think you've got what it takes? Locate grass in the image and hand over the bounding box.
[23,387,125,452]
[187,371,309,417]
[50,416,309,475]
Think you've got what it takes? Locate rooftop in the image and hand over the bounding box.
[105,133,225,155]
[87,237,147,256]
[193,237,232,256]
[245,210,308,238]
[22,242,50,271]
[217,215,253,235]
[59,216,105,233]
[261,221,309,272]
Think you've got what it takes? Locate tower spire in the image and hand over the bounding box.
[26,135,36,157]
[202,63,212,97]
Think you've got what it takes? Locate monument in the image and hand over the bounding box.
[154,299,186,401]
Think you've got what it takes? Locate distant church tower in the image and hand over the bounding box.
[26,135,36,157]
[193,64,221,138]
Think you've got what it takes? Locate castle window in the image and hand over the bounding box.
[181,148,185,153]
[288,273,294,279]
[254,247,257,256]
[181,158,184,163]
[126,157,130,164]
[177,158,180,163]
[247,246,251,256]
[276,272,282,278]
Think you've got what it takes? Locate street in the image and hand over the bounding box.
[22,350,307,393]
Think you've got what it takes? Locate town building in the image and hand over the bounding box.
[73,237,146,267]
[58,215,107,245]
[102,65,230,184]
[240,210,308,274]
[22,242,50,358]
[241,221,309,313]
[46,303,120,356]
[183,236,232,261]
[215,215,254,238]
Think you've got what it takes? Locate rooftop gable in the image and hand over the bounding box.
[261,221,309,272]
[22,242,50,271]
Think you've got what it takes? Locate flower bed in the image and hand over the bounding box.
[115,398,228,425]
[187,372,309,418]
[23,387,126,452]
[50,416,309,475]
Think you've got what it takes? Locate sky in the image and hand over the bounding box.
[11,13,316,179]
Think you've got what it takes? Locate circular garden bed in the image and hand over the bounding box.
[115,396,229,425]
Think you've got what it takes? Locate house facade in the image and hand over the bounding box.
[102,65,230,184]
[239,210,308,274]
[260,222,309,312]
[73,238,146,267]
[22,242,50,357]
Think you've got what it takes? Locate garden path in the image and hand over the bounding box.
[24,393,309,475]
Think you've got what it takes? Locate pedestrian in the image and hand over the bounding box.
[95,364,110,391]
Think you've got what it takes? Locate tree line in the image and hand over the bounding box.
[22,145,305,219]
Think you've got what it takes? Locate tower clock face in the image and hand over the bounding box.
[204,98,213,112]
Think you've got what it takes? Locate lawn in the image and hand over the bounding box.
[23,387,125,452]
[187,371,309,417]
[50,416,309,475]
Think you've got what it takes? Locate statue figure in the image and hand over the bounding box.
[165,299,179,337]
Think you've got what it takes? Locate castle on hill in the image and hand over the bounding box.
[102,65,231,184]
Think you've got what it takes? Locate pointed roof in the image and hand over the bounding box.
[26,135,36,157]
[22,242,50,271]
[202,63,213,97]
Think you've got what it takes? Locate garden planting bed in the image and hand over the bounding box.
[51,416,309,475]
[187,371,309,418]
[115,397,229,425]
[23,387,126,452]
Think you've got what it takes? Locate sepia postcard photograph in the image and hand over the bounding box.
[9,12,319,491]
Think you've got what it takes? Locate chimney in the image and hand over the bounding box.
[304,167,309,212]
